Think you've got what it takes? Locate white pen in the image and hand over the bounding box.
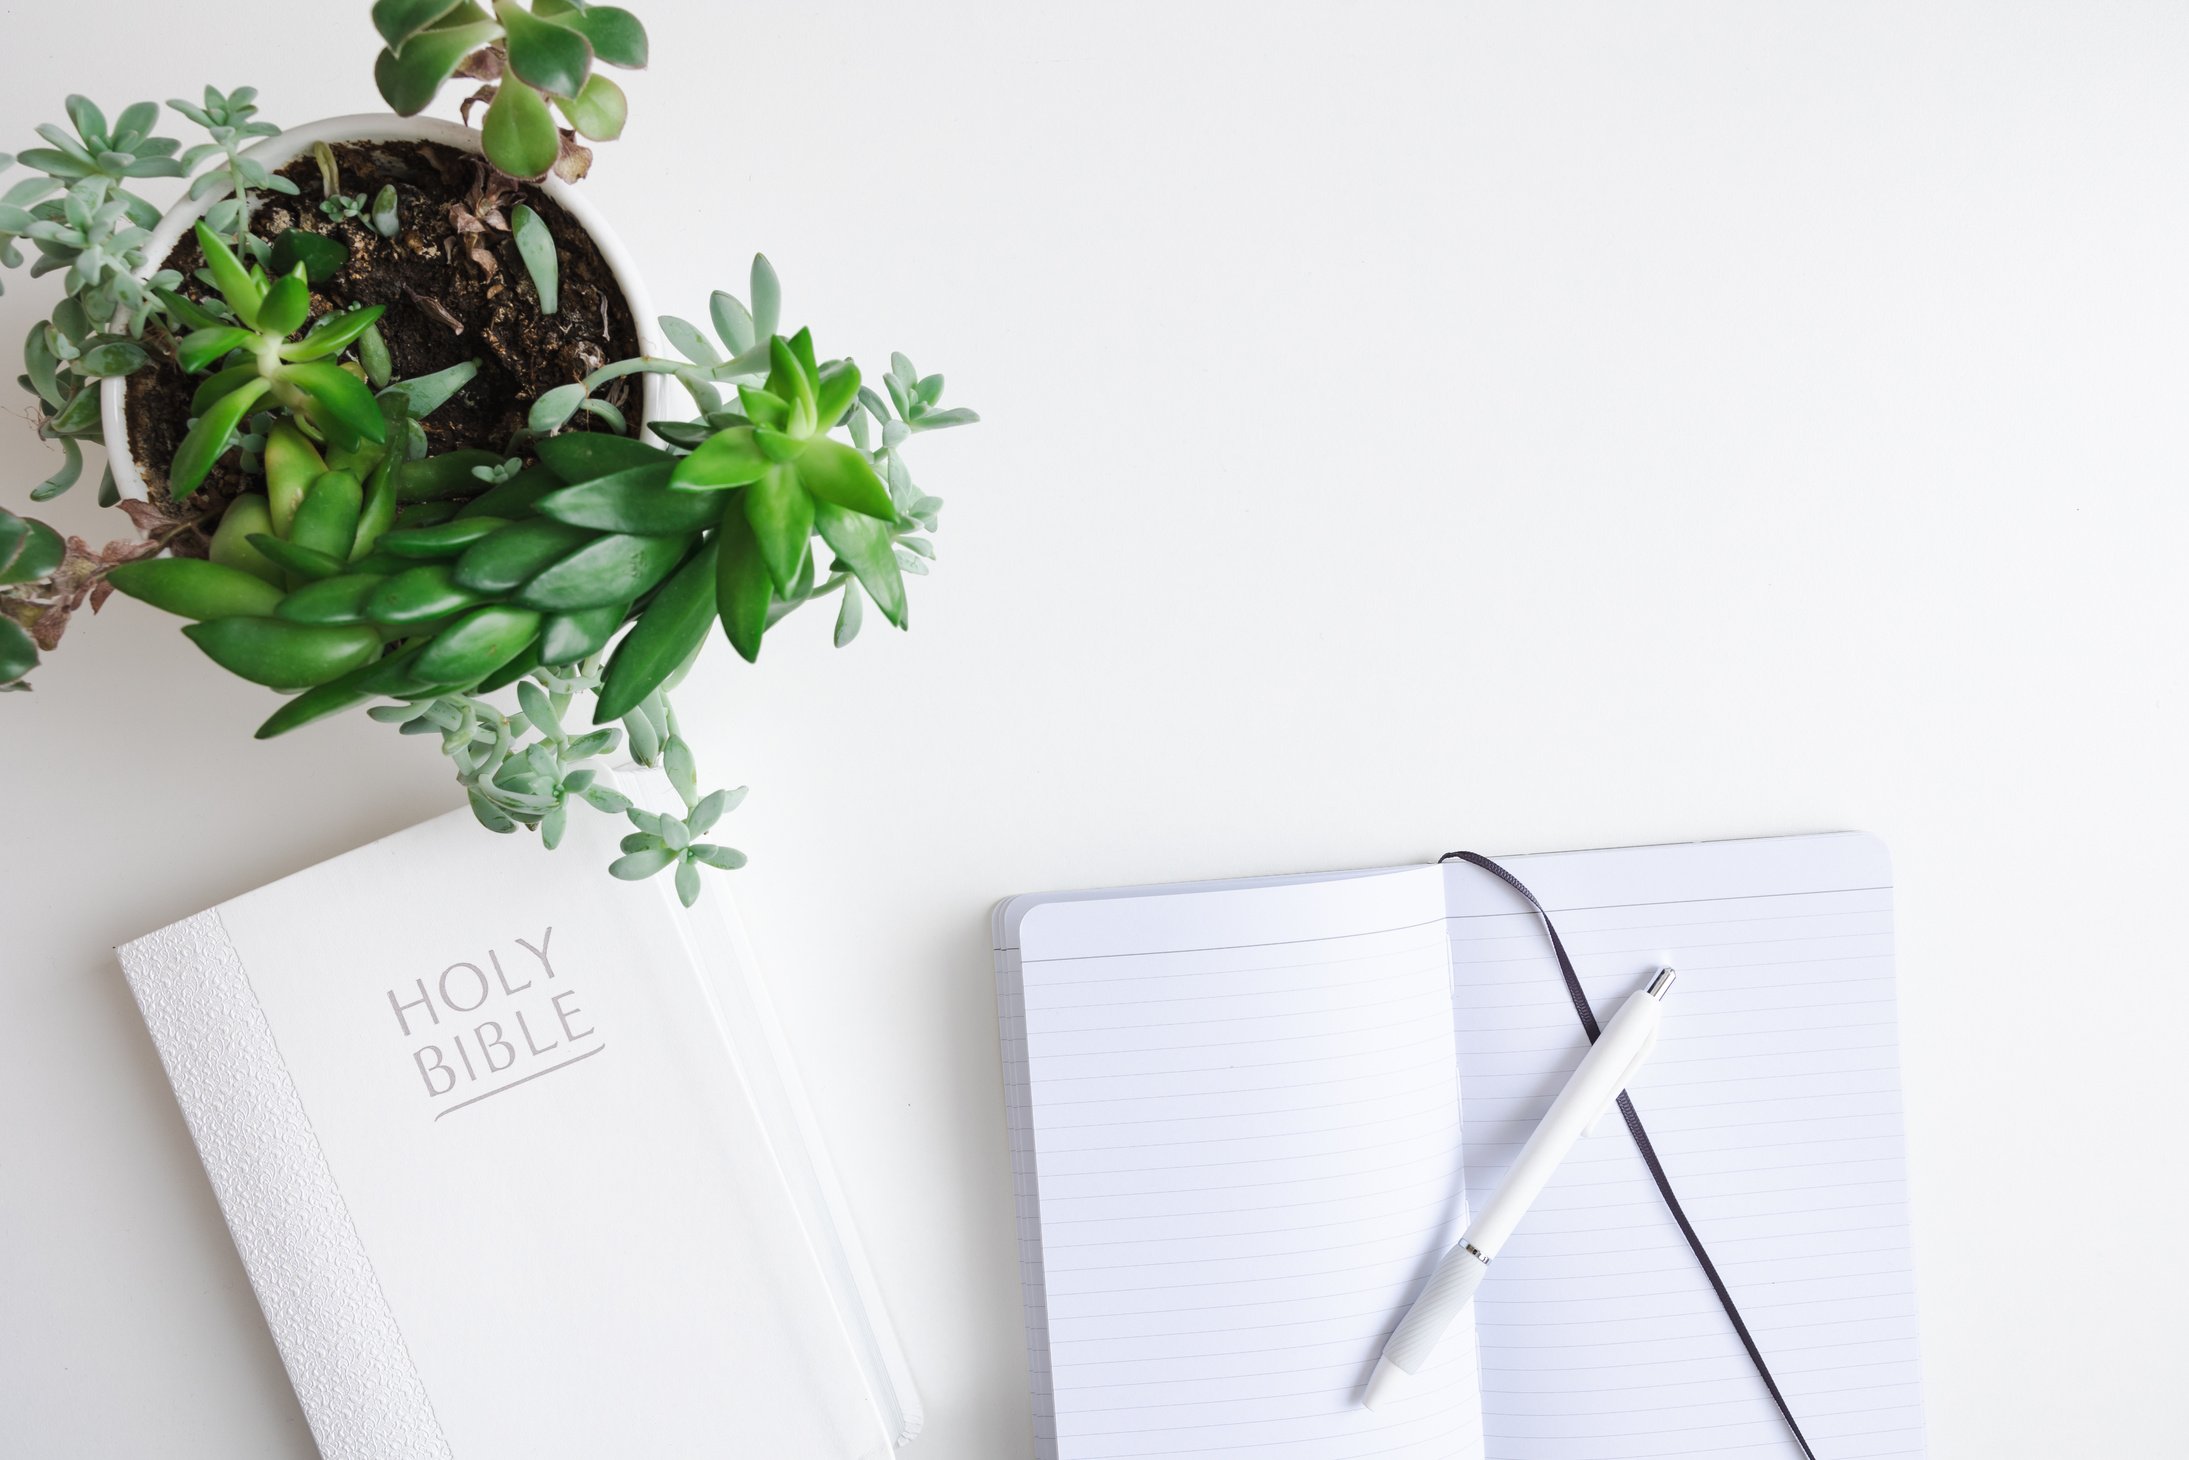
[1362,965,1678,1410]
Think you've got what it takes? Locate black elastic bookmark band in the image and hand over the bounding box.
[1441,850,1820,1460]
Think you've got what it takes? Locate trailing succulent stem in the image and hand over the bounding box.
[370,662,745,907]
[171,88,290,257]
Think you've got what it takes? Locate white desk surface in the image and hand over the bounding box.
[2,4,2179,1457]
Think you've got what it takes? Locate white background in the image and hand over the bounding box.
[1,3,2181,1456]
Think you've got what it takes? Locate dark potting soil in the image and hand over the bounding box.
[125,138,640,507]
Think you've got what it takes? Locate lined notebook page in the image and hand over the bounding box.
[1444,834,1923,1460]
[1013,866,1484,1460]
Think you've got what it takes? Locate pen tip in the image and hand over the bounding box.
[1647,966,1677,998]
[1363,1355,1408,1410]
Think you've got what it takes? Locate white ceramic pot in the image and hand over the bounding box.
[98,114,663,502]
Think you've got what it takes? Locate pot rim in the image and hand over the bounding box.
[97,112,664,503]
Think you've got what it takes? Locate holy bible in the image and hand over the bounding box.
[118,780,918,1460]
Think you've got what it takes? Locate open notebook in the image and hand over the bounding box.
[992,833,1923,1460]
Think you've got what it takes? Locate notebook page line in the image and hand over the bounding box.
[1018,866,1484,1460]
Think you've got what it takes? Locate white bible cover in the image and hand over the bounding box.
[117,779,919,1460]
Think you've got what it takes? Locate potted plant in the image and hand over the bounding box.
[0,2,974,904]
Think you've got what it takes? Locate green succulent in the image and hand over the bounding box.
[3,95,182,224]
[0,97,186,330]
[161,221,393,499]
[372,0,647,180]
[306,141,404,240]
[170,88,291,257]
[668,333,911,657]
[106,257,969,898]
[526,257,963,658]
